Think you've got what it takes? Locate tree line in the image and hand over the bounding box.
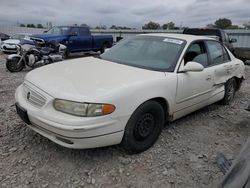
[19,18,250,30]
[20,24,44,28]
[142,18,250,30]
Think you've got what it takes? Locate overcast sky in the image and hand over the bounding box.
[0,0,249,28]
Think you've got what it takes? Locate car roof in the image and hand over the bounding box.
[140,33,216,43]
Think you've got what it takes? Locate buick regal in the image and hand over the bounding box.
[15,34,245,154]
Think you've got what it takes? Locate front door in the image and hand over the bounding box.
[174,41,214,119]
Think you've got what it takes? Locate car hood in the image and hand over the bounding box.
[2,39,20,44]
[25,57,165,102]
[32,34,68,41]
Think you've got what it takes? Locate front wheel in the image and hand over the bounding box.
[6,57,25,72]
[121,101,165,154]
[62,49,69,59]
[219,78,237,105]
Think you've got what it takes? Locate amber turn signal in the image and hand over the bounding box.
[102,104,116,115]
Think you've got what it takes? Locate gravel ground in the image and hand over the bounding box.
[0,51,250,188]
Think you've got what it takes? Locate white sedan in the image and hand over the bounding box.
[15,34,245,154]
[1,33,32,53]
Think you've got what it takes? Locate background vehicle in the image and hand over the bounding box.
[6,41,66,72]
[183,28,236,52]
[234,47,250,63]
[1,33,33,53]
[183,28,250,63]
[31,26,113,57]
[0,32,10,45]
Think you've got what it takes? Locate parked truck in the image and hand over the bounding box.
[31,26,113,58]
[183,28,250,63]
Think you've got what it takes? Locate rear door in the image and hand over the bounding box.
[68,27,92,52]
[78,27,92,51]
[68,27,80,51]
[205,40,234,96]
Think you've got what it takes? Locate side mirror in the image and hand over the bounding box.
[180,61,204,72]
[43,30,48,33]
[230,38,237,43]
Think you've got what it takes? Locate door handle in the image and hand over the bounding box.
[206,75,212,81]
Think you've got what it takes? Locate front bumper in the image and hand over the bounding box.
[15,82,128,149]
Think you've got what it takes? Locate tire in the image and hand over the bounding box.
[63,49,69,59]
[219,78,237,105]
[100,43,108,54]
[6,57,24,72]
[121,100,165,154]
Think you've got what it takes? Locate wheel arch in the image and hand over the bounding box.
[144,97,170,122]
[232,76,244,91]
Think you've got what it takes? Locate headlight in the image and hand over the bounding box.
[54,99,115,117]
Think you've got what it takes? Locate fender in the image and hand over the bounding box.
[7,54,22,60]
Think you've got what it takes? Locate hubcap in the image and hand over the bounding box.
[134,113,155,141]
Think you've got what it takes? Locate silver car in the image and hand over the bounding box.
[1,33,32,53]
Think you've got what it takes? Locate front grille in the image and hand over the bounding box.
[23,84,46,108]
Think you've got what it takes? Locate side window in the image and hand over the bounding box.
[184,41,208,67]
[79,27,90,35]
[70,28,80,36]
[206,41,229,65]
[188,44,202,54]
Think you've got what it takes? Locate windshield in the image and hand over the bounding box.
[11,34,25,39]
[100,36,185,71]
[46,26,70,35]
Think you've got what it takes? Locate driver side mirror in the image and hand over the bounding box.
[179,61,204,73]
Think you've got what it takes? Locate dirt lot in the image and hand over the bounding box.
[0,51,250,188]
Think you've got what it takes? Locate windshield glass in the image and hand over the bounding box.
[100,36,185,71]
[11,34,25,39]
[46,26,70,35]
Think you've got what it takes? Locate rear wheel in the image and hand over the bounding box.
[219,78,237,105]
[100,43,108,54]
[121,101,165,154]
[6,57,24,72]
